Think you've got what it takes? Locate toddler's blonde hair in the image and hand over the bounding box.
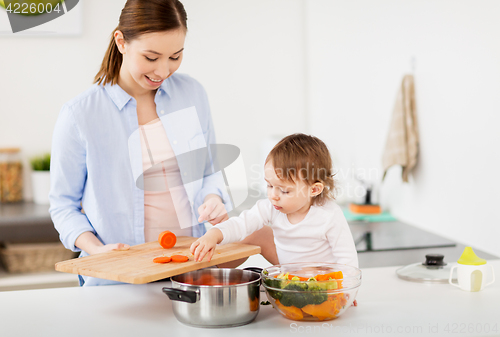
[265,133,336,206]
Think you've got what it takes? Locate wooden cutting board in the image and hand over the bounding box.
[55,236,261,284]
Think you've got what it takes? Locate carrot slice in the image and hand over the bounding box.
[158,230,177,249]
[153,256,172,263]
[171,255,189,262]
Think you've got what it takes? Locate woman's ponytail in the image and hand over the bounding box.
[93,0,187,86]
[94,29,122,86]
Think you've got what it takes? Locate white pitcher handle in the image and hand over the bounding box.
[449,265,460,287]
[484,264,495,287]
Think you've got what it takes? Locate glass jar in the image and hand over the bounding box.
[0,148,23,203]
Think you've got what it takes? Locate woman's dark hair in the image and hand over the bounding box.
[94,0,187,86]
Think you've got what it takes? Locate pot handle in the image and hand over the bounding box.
[243,267,263,274]
[162,287,198,304]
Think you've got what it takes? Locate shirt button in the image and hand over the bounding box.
[160,110,165,115]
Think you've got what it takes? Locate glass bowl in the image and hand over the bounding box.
[261,262,362,321]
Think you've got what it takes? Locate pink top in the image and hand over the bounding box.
[139,118,193,242]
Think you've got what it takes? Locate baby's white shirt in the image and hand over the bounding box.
[211,199,359,267]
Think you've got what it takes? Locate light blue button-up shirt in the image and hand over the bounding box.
[49,73,231,286]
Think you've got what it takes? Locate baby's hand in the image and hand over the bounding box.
[190,229,223,262]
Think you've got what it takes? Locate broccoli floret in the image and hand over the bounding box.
[264,278,282,289]
[269,289,283,301]
[284,282,308,291]
[280,292,308,308]
[303,284,328,305]
[281,292,307,307]
[280,282,310,308]
[264,278,284,301]
[265,278,330,308]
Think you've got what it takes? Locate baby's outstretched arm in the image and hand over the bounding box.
[190,228,224,262]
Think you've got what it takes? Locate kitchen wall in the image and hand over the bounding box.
[0,0,306,198]
[305,0,500,256]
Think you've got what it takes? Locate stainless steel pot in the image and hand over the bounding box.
[162,268,261,328]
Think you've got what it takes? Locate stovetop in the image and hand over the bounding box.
[348,221,456,252]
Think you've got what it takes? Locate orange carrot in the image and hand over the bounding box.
[158,230,177,249]
[171,255,189,262]
[153,256,172,263]
[249,297,259,312]
[315,274,329,281]
[301,300,337,320]
[275,300,304,320]
[315,271,343,281]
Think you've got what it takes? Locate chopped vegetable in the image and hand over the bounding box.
[153,255,189,263]
[265,269,348,320]
[249,297,259,311]
[171,255,189,262]
[153,256,172,264]
[314,279,338,290]
[158,230,176,249]
[302,300,339,321]
[279,282,309,308]
[275,300,304,320]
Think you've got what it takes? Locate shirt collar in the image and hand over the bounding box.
[157,80,170,99]
[104,79,170,111]
[104,82,133,111]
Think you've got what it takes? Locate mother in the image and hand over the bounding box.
[49,0,276,286]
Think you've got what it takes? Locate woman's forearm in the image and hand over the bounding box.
[75,231,130,255]
[204,193,222,202]
[74,231,104,255]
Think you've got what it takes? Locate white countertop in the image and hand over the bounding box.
[1,260,499,337]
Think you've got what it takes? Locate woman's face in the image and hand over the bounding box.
[115,29,185,93]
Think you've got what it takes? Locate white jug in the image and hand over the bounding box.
[449,247,495,292]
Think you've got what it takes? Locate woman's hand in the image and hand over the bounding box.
[75,232,130,255]
[92,243,130,255]
[198,194,228,225]
[190,228,223,262]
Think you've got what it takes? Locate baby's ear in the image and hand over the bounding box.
[311,183,324,197]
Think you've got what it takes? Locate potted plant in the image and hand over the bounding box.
[30,153,51,205]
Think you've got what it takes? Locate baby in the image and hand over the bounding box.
[190,133,358,268]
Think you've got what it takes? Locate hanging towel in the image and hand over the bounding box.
[382,74,419,182]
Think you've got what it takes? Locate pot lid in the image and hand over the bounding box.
[396,254,456,284]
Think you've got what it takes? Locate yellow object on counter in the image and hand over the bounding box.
[457,247,487,266]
